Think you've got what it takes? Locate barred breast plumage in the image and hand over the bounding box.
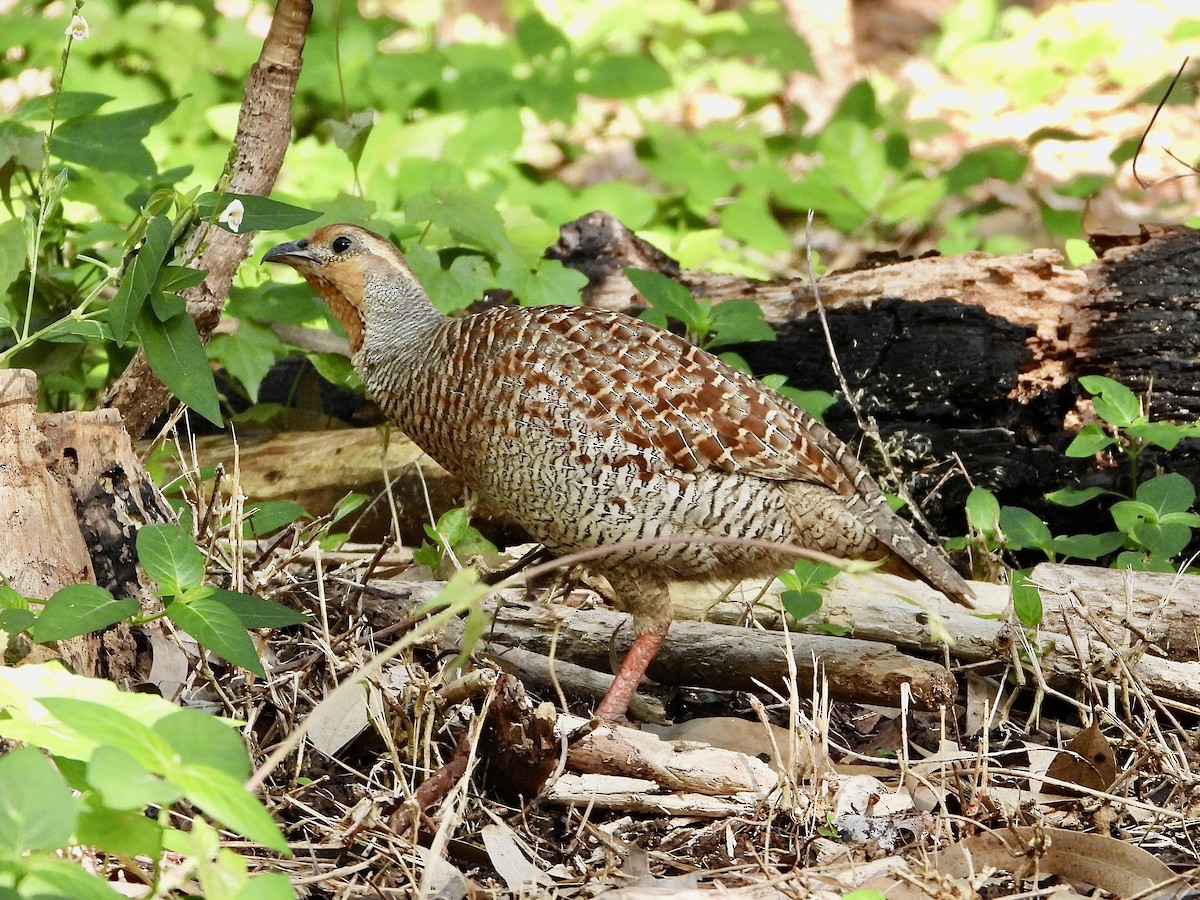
[265,224,975,721]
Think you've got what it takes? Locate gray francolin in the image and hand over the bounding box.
[264,224,974,721]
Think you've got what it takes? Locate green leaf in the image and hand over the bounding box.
[0,746,76,851]
[405,185,511,255]
[708,299,776,348]
[719,190,790,256]
[150,289,186,320]
[190,586,310,630]
[1010,569,1043,628]
[0,608,34,634]
[155,265,208,293]
[0,218,27,307]
[1125,421,1188,451]
[109,214,174,344]
[965,487,1000,537]
[51,100,178,176]
[945,144,1028,192]
[19,857,127,900]
[197,192,321,233]
[516,12,570,59]
[1135,473,1195,517]
[999,506,1052,551]
[136,306,223,427]
[154,707,252,780]
[13,91,112,121]
[242,500,309,538]
[170,764,289,853]
[1065,423,1116,457]
[29,584,137,643]
[1064,238,1098,266]
[1049,532,1124,561]
[37,698,177,772]
[329,110,375,170]
[234,873,296,900]
[1079,375,1140,427]
[819,120,887,210]
[1131,523,1192,559]
[626,268,700,327]
[137,523,206,595]
[168,595,266,677]
[781,590,823,619]
[209,320,286,402]
[584,55,672,99]
[1111,500,1155,533]
[877,177,946,226]
[76,797,164,859]
[1045,485,1111,507]
[87,745,182,811]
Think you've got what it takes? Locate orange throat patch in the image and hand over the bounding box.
[309,277,365,355]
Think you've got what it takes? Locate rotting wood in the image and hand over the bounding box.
[0,369,168,682]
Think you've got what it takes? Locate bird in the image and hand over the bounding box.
[263,224,975,722]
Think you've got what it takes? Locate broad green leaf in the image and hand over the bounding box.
[878,177,946,226]
[1049,532,1124,561]
[1079,375,1140,427]
[1135,473,1195,517]
[155,707,252,780]
[1064,238,1098,266]
[946,144,1028,192]
[234,873,296,900]
[1045,485,1111,507]
[719,190,790,256]
[0,584,28,610]
[998,506,1052,551]
[516,12,570,59]
[242,500,309,538]
[1131,523,1191,559]
[584,55,672,99]
[170,764,290,853]
[29,584,136,643]
[76,797,164,859]
[39,316,114,343]
[197,192,321,233]
[0,746,76,851]
[136,307,223,427]
[137,523,206,595]
[1010,569,1043,628]
[208,321,286,402]
[710,300,779,349]
[626,268,699,327]
[965,487,1001,537]
[820,119,887,210]
[781,590,823,619]
[150,289,186,320]
[87,745,181,811]
[13,91,112,121]
[1125,421,1189,451]
[156,265,208,293]
[51,100,177,175]
[1111,500,1156,533]
[329,110,375,170]
[110,214,174,344]
[0,218,26,307]
[405,184,511,255]
[37,698,178,773]
[1065,423,1115,457]
[19,857,127,900]
[190,586,310,631]
[168,595,266,676]
[0,608,34,634]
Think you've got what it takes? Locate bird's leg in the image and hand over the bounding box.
[595,577,672,722]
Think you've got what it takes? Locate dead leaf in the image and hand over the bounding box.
[1044,722,1117,794]
[934,826,1178,896]
[480,820,553,891]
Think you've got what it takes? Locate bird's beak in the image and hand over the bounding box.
[262,240,318,267]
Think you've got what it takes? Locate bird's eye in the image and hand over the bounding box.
[332,235,352,254]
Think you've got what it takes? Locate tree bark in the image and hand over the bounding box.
[103,0,313,439]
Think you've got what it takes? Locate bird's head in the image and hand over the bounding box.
[262,224,419,355]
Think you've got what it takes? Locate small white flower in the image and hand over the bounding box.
[218,199,245,233]
[65,15,89,40]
